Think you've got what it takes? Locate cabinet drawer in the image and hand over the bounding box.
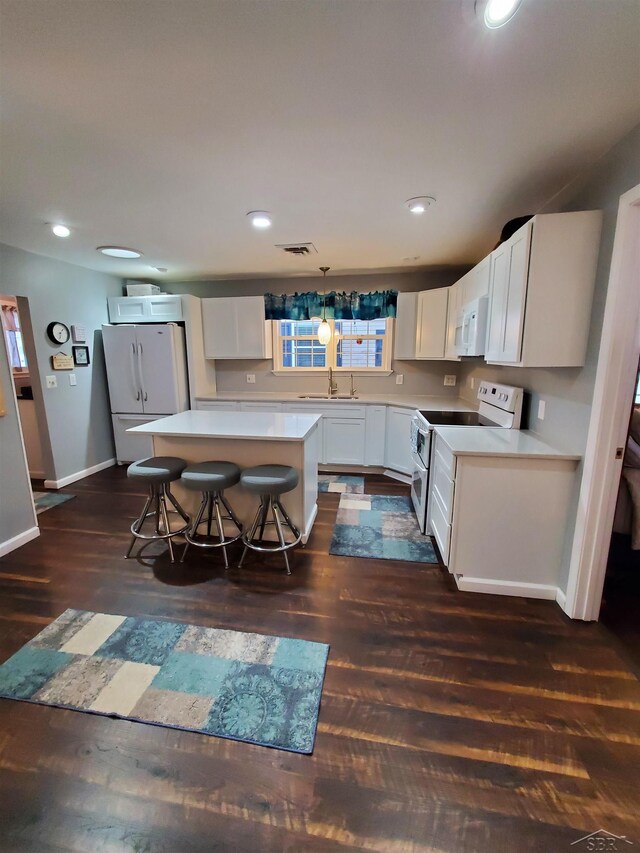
[429,487,451,566]
[195,400,239,411]
[238,402,283,412]
[292,403,367,418]
[433,436,456,479]
[431,458,455,522]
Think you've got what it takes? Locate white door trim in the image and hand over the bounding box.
[564,183,640,620]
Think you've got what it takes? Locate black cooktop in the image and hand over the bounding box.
[419,410,485,426]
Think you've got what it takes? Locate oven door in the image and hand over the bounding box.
[410,451,429,534]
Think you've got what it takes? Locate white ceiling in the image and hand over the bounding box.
[1,0,639,281]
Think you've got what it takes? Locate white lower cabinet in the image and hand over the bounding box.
[365,406,386,465]
[195,400,239,411]
[384,407,413,474]
[429,434,578,598]
[324,417,366,465]
[238,402,283,412]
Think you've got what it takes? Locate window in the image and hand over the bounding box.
[273,318,392,372]
[4,330,27,369]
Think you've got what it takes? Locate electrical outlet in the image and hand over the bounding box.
[69,374,77,386]
[46,375,57,389]
[246,374,256,384]
[444,375,457,387]
[395,374,404,385]
[469,377,475,390]
[538,399,546,420]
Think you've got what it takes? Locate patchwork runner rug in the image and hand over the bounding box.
[33,492,75,514]
[0,609,329,754]
[318,474,365,494]
[330,493,438,563]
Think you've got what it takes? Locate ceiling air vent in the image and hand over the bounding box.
[275,242,318,256]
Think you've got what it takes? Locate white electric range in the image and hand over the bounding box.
[410,381,524,533]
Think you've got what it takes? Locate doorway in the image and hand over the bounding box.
[600,364,640,667]
[0,295,47,489]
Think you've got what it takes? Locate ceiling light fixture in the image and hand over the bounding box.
[247,210,272,229]
[317,266,332,346]
[51,224,71,238]
[483,0,523,28]
[405,196,436,215]
[97,246,143,259]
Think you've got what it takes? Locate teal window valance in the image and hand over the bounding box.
[264,290,397,321]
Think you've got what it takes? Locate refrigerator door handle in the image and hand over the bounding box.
[129,343,141,401]
[137,342,148,402]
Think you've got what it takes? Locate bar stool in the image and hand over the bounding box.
[238,464,301,575]
[180,461,243,567]
[125,456,190,563]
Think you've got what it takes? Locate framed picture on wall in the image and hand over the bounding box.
[72,345,90,366]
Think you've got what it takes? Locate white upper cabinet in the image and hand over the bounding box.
[416,288,449,360]
[108,295,183,324]
[485,211,602,367]
[202,296,273,360]
[393,292,419,359]
[444,281,462,361]
[461,256,491,304]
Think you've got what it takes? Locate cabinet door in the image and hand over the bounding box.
[142,295,183,321]
[202,297,240,358]
[365,406,386,465]
[108,297,147,324]
[393,292,418,359]
[384,407,412,474]
[324,418,366,465]
[416,288,449,359]
[444,282,461,361]
[485,245,509,362]
[501,222,532,363]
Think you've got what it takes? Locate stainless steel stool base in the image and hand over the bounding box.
[238,495,301,575]
[181,491,243,569]
[125,482,190,563]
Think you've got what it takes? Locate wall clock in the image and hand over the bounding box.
[46,321,70,345]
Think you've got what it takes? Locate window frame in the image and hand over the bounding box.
[272,317,393,374]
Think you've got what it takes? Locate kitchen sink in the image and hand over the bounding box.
[297,394,359,400]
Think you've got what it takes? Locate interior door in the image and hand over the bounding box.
[136,325,180,414]
[102,324,142,413]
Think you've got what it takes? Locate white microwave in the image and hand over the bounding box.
[454,295,489,357]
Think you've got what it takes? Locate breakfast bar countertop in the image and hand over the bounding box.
[127,410,322,442]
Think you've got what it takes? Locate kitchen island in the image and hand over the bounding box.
[128,410,321,542]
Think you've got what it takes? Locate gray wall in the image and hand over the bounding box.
[457,122,640,591]
[166,267,468,398]
[0,329,35,548]
[0,243,122,482]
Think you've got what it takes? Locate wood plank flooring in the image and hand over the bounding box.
[0,467,639,852]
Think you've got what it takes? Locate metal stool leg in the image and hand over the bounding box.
[126,488,154,558]
[213,494,229,568]
[181,493,208,563]
[238,500,264,568]
[272,499,291,575]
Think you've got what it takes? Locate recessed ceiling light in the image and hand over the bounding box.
[51,224,71,238]
[483,0,523,28]
[97,246,143,259]
[405,197,436,215]
[247,211,272,229]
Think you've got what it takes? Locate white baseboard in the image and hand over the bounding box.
[44,457,116,490]
[555,587,567,609]
[28,470,45,480]
[455,575,559,601]
[383,468,412,484]
[0,526,40,558]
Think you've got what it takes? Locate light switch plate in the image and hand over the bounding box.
[69,374,77,386]
[395,374,404,385]
[444,375,457,386]
[46,375,57,389]
[246,374,256,384]
[538,399,546,420]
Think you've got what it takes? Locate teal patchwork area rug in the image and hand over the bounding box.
[330,493,438,563]
[33,491,75,514]
[0,610,329,754]
[318,474,364,494]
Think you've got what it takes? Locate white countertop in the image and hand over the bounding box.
[128,410,322,442]
[434,426,582,461]
[195,392,477,412]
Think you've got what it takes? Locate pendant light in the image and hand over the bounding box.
[317,266,332,346]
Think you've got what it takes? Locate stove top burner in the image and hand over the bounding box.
[419,410,494,427]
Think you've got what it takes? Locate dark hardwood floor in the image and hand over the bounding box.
[1,467,639,852]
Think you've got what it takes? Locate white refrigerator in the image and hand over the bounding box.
[102,323,189,463]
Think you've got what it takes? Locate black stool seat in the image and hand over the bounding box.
[181,461,241,492]
[127,456,187,484]
[241,464,299,495]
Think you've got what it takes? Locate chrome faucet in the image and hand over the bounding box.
[328,366,338,397]
[349,373,357,397]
